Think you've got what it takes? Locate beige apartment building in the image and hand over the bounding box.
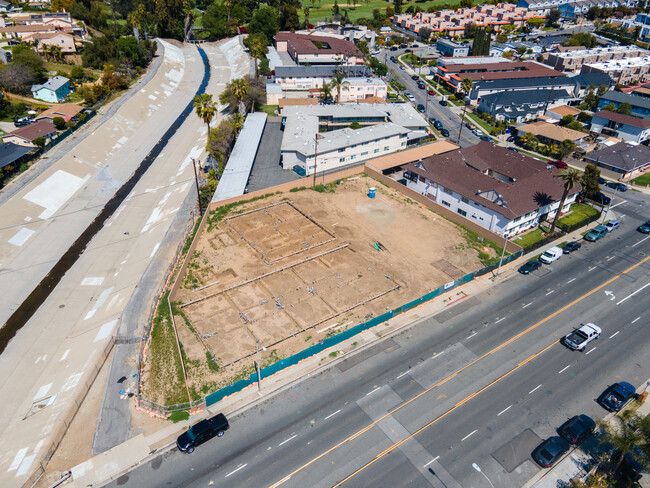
[545,45,648,73]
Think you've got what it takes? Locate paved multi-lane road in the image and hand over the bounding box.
[107,189,649,488]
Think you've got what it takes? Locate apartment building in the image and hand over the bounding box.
[545,45,648,74]
[580,55,650,86]
[274,32,364,66]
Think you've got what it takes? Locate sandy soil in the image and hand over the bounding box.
[152,176,486,396]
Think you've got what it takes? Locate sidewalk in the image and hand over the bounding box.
[68,223,615,488]
[523,380,650,488]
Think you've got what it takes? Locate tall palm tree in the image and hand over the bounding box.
[230,78,249,114]
[329,70,349,103]
[456,77,473,144]
[193,93,217,135]
[549,168,582,235]
[598,410,645,476]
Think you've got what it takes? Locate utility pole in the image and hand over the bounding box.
[191,158,201,214]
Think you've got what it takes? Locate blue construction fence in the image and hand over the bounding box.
[205,248,524,408]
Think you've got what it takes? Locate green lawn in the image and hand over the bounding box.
[259,104,279,116]
[512,228,547,249]
[556,203,599,227]
[301,0,482,23]
[632,173,650,187]
[465,112,495,134]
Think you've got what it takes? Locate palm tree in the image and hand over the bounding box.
[549,168,582,235]
[230,78,249,114]
[320,82,333,103]
[598,410,646,476]
[232,113,244,135]
[329,70,349,103]
[193,93,217,135]
[456,77,473,144]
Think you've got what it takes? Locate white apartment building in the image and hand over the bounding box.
[580,55,650,86]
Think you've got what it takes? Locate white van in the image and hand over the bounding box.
[539,246,563,264]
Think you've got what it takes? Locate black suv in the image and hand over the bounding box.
[177,413,229,453]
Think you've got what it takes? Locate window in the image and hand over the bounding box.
[419,175,425,183]
[374,148,380,153]
[339,157,346,162]
[338,148,345,153]
[384,146,390,151]
[351,154,357,160]
[361,151,368,156]
[457,209,467,217]
[441,200,451,207]
[461,197,469,204]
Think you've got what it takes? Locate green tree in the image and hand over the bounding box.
[332,0,340,15]
[549,168,582,235]
[496,31,508,43]
[471,28,491,56]
[581,164,601,199]
[559,114,575,126]
[248,5,279,42]
[203,3,231,39]
[394,0,402,14]
[154,0,191,39]
[557,139,576,160]
[565,32,597,48]
[460,0,472,7]
[618,102,631,115]
[52,116,66,129]
[279,5,300,31]
[420,27,432,43]
[329,70,349,103]
[546,8,561,27]
[598,411,646,477]
[244,33,268,77]
[602,103,616,112]
[193,93,217,136]
[33,137,46,147]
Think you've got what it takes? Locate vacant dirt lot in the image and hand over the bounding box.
[150,176,494,398]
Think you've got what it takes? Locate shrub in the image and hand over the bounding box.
[169,411,190,423]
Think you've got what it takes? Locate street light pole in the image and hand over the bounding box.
[256,340,266,394]
[496,233,509,276]
[472,463,495,488]
[191,158,202,214]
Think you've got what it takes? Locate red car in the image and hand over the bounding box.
[549,160,568,169]
[427,90,436,95]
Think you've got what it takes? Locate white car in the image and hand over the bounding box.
[405,93,416,102]
[563,323,601,351]
[472,129,482,137]
[539,246,562,264]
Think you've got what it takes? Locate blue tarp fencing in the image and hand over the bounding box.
[205,249,523,408]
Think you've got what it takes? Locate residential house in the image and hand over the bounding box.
[437,39,470,57]
[3,120,57,147]
[0,24,59,39]
[467,75,577,104]
[515,120,586,146]
[35,103,84,123]
[546,104,581,121]
[0,142,35,172]
[31,76,71,103]
[570,72,613,98]
[478,89,573,122]
[274,32,364,66]
[24,31,76,53]
[590,110,650,144]
[620,13,650,42]
[584,141,650,178]
[597,90,650,119]
[402,141,580,236]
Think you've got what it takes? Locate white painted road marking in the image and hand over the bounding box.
[588,267,596,272]
[558,365,570,374]
[586,347,596,355]
[497,405,512,416]
[610,331,620,339]
[607,256,616,262]
[567,278,576,284]
[617,282,650,305]
[461,430,477,441]
[225,464,247,478]
[529,385,542,394]
[324,410,341,420]
[495,317,505,324]
[632,317,640,324]
[466,332,477,339]
[366,388,379,396]
[522,302,532,309]
[279,435,297,447]
[397,372,409,379]
[424,456,439,467]
[632,236,650,247]
[546,290,555,296]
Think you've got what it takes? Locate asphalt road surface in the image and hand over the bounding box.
[106,197,649,488]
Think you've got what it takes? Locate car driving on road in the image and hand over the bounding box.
[177,413,229,453]
[606,182,627,192]
[638,220,650,234]
[563,323,601,351]
[599,382,636,412]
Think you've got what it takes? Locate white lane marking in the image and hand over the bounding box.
[495,317,505,324]
[497,405,512,416]
[84,287,114,320]
[610,201,625,209]
[461,430,477,441]
[150,242,160,258]
[466,332,477,339]
[324,410,341,420]
[588,267,596,272]
[366,388,379,396]
[225,464,247,478]
[81,277,104,286]
[632,317,641,324]
[610,331,620,339]
[522,302,532,309]
[617,282,650,305]
[424,456,439,467]
[8,448,28,471]
[59,349,70,361]
[546,290,555,296]
[278,435,297,447]
[558,365,570,374]
[567,278,576,284]
[632,236,650,247]
[397,372,409,379]
[607,256,616,262]
[586,347,596,355]
[529,385,542,394]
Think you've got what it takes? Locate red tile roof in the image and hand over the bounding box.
[403,141,579,219]
[275,32,363,57]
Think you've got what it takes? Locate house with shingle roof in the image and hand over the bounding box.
[403,141,580,237]
[590,110,650,144]
[31,75,71,103]
[35,102,84,123]
[274,32,364,66]
[584,142,650,178]
[3,119,57,147]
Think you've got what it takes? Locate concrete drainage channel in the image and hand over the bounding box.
[0,46,211,355]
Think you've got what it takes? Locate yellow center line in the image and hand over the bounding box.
[269,254,650,488]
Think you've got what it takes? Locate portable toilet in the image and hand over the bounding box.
[368,187,376,198]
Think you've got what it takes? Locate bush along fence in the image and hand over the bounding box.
[138,248,524,414]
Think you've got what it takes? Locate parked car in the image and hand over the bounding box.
[598,177,606,184]
[558,415,595,445]
[405,93,416,102]
[417,83,425,90]
[440,128,449,137]
[472,129,482,137]
[599,382,636,412]
[417,104,425,112]
[427,90,436,95]
[400,65,406,70]
[637,220,650,234]
[507,136,516,142]
[399,44,408,49]
[479,135,493,143]
[518,260,541,274]
[177,413,230,453]
[539,246,563,264]
[532,437,569,468]
[563,323,601,351]
[439,99,448,106]
[606,182,627,192]
[584,225,608,242]
[548,160,568,169]
[411,74,419,81]
[390,46,398,51]
[592,192,611,206]
[14,117,34,128]
[605,220,620,232]
[433,121,443,130]
[465,122,473,129]
[563,241,581,253]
